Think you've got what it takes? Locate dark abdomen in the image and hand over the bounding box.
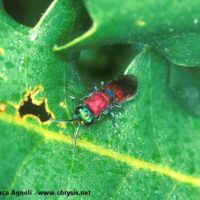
[106,75,138,102]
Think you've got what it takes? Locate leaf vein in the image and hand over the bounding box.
[1,112,200,187]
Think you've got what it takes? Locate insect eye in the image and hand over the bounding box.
[75,106,83,115]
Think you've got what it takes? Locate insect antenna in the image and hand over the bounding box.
[50,118,81,150]
[50,119,76,124]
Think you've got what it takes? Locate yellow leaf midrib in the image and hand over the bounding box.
[0,112,200,187]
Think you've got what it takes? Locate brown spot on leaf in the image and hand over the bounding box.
[59,102,67,109]
[0,103,6,112]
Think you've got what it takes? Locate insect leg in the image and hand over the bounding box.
[94,81,105,92]
[68,95,86,102]
[109,111,119,132]
[100,81,104,89]
[97,115,101,121]
[94,86,99,91]
[74,124,80,149]
[115,103,126,111]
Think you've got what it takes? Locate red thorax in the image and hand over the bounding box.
[84,91,111,117]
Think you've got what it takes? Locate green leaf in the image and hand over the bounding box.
[1,0,200,199]
[169,64,200,116]
[1,48,200,198]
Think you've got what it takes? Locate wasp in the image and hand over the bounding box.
[52,75,138,147]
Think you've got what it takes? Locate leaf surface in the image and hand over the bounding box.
[0,0,200,199]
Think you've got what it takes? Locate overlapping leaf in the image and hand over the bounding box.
[55,0,200,67]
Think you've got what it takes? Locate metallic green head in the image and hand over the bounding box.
[75,105,94,125]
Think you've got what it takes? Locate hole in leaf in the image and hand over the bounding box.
[74,44,142,86]
[3,0,53,27]
[19,95,51,122]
